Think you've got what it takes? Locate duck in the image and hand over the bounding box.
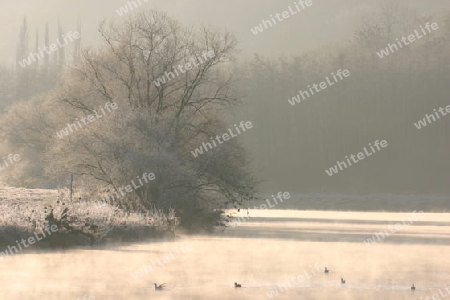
[411,284,416,290]
[234,282,242,288]
[324,267,329,274]
[154,283,166,290]
[341,278,346,284]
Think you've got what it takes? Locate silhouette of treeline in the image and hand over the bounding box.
[240,3,450,195]
[0,17,81,111]
[16,17,82,68]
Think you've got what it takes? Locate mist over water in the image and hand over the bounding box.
[1,0,450,299]
[1,210,449,299]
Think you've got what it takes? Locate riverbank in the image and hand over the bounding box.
[1,209,449,299]
[0,187,178,250]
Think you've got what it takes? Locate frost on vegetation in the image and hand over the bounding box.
[0,187,179,244]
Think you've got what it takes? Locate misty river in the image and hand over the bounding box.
[1,209,449,300]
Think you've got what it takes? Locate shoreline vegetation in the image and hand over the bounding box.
[0,187,178,252]
[1,186,449,254]
[96,172,156,205]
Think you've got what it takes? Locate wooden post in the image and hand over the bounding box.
[70,173,74,202]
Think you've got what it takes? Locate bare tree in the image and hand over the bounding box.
[1,10,255,231]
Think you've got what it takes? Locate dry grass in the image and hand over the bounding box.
[0,187,179,247]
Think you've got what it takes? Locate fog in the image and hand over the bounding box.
[0,0,447,64]
[0,0,449,299]
[2,210,450,299]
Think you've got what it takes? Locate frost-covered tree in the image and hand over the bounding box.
[1,10,256,231]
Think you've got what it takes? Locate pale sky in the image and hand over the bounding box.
[0,0,447,66]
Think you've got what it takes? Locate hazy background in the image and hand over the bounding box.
[0,0,447,63]
[1,2,450,299]
[1,0,450,204]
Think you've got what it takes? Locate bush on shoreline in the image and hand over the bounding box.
[0,187,179,249]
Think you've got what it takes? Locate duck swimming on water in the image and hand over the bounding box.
[154,283,166,290]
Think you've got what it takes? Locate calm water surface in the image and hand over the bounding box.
[1,210,449,299]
